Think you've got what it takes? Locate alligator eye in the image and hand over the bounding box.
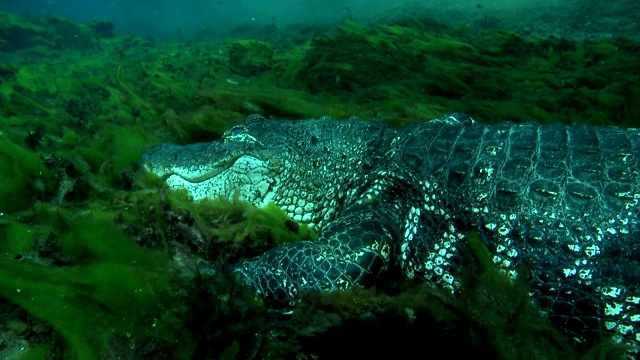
[224,126,260,144]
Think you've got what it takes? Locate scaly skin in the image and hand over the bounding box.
[142,113,640,354]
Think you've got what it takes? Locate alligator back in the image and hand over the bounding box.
[396,115,640,347]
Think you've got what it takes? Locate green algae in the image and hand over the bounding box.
[197,84,335,120]
[0,12,49,51]
[162,187,316,262]
[0,204,191,359]
[227,39,274,77]
[107,127,151,176]
[0,220,36,254]
[282,17,640,126]
[0,135,51,214]
[7,15,635,134]
[1,11,638,132]
[167,106,244,143]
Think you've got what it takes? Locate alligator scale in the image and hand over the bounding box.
[142,113,640,353]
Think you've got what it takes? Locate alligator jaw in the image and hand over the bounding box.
[141,141,260,183]
[158,154,246,183]
[144,148,275,203]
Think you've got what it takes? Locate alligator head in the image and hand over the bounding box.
[141,114,387,228]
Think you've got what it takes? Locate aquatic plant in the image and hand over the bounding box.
[0,136,52,213]
[161,187,316,263]
[0,204,191,358]
[227,39,274,77]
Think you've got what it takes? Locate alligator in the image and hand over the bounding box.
[141,113,640,354]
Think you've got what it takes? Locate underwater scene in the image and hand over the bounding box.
[0,0,640,358]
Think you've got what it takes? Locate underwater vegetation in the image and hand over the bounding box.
[0,205,185,359]
[0,136,52,213]
[292,18,640,127]
[0,7,638,358]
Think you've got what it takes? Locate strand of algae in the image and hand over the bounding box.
[160,187,316,264]
[114,64,156,114]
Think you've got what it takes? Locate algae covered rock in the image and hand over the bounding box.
[0,11,99,52]
[45,15,97,50]
[0,11,50,51]
[227,40,273,76]
[87,19,115,39]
